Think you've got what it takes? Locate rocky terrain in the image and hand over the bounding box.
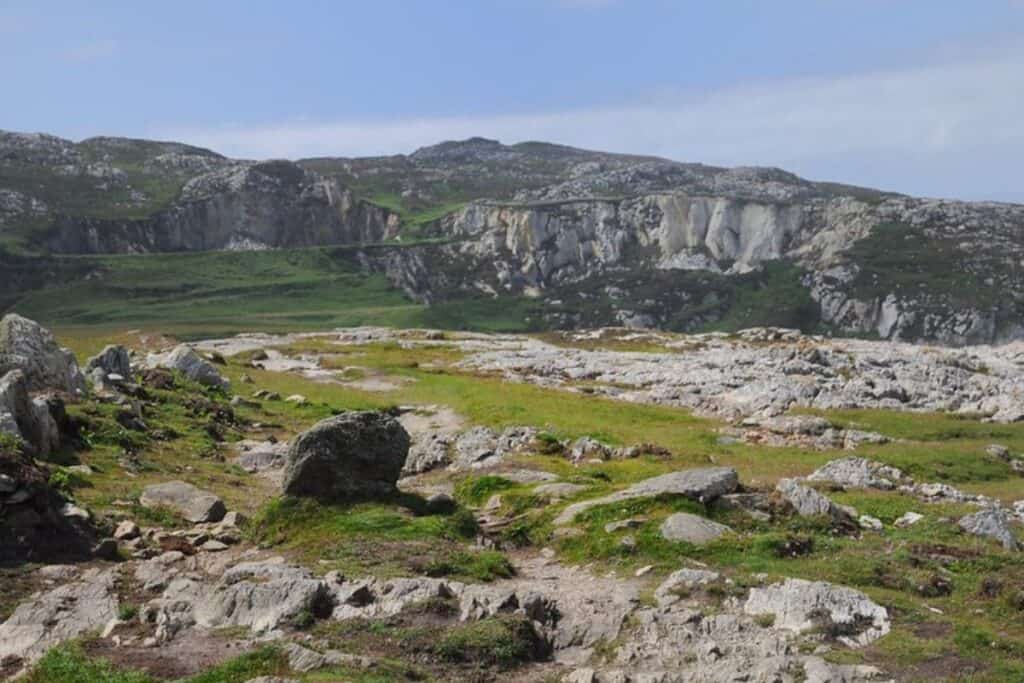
[2,315,1024,682]
[4,130,1024,344]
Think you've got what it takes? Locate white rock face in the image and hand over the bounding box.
[0,567,118,671]
[744,578,890,647]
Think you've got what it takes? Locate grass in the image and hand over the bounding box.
[5,246,544,338]
[23,644,289,683]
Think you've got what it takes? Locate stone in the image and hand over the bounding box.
[776,478,855,525]
[284,394,307,405]
[0,568,118,670]
[200,540,229,552]
[659,512,733,544]
[235,439,289,473]
[282,411,410,502]
[654,568,722,606]
[604,518,646,533]
[535,482,587,500]
[402,433,452,475]
[744,578,890,647]
[807,457,907,490]
[140,481,226,523]
[114,520,140,540]
[959,508,1020,551]
[146,344,229,389]
[858,515,883,531]
[85,345,132,379]
[0,313,87,393]
[554,467,738,525]
[894,511,924,528]
[986,444,1011,460]
[0,370,61,456]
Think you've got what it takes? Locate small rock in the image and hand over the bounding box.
[200,540,229,552]
[858,515,883,531]
[604,517,646,533]
[659,512,733,544]
[114,520,140,540]
[284,394,308,406]
[635,565,654,577]
[894,511,924,528]
[140,481,226,523]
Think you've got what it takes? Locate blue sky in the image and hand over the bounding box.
[3,1,1024,200]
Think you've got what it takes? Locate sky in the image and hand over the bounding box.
[3,1,1024,201]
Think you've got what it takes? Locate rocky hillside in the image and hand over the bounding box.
[4,130,1024,344]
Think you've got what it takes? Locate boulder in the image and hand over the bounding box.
[0,313,86,394]
[282,411,410,502]
[744,578,890,647]
[147,344,230,389]
[554,468,738,525]
[0,370,61,456]
[776,478,855,526]
[659,512,732,544]
[140,481,226,523]
[807,457,907,490]
[959,508,1020,551]
[85,344,132,378]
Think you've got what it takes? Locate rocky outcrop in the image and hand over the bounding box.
[282,411,410,502]
[0,313,86,394]
[0,567,118,672]
[743,578,890,647]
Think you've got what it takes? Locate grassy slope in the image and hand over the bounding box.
[6,248,539,338]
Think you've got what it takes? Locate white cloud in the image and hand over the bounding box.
[156,43,1024,201]
[63,39,117,63]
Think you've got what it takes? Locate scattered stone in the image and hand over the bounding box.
[659,512,733,544]
[604,518,646,533]
[987,444,1011,460]
[858,515,883,531]
[555,468,738,525]
[284,394,307,405]
[114,520,140,540]
[85,345,132,379]
[744,578,890,647]
[140,481,226,523]
[282,411,410,502]
[776,478,855,526]
[535,482,587,501]
[146,344,230,389]
[959,508,1021,551]
[895,511,924,528]
[808,457,908,490]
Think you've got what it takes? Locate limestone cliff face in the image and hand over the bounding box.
[42,161,399,253]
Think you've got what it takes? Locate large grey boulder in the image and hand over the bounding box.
[85,344,132,378]
[0,567,118,671]
[959,508,1020,551]
[807,457,908,490]
[140,481,226,523]
[554,467,738,525]
[282,411,410,502]
[0,313,86,394]
[744,578,890,647]
[0,370,60,456]
[147,344,229,389]
[659,512,732,545]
